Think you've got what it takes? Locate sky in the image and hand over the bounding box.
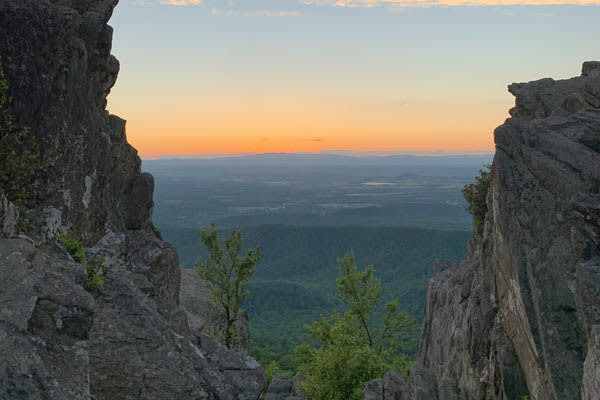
[106,0,600,157]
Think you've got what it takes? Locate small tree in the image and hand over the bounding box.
[195,224,261,349]
[296,254,415,400]
[462,164,492,237]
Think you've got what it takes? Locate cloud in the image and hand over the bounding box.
[159,0,203,5]
[210,8,302,16]
[303,0,600,6]
[152,0,301,15]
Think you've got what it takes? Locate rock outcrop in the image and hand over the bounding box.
[0,1,264,399]
[264,374,307,400]
[366,63,600,399]
[0,0,145,243]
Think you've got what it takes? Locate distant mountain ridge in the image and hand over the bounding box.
[145,152,494,168]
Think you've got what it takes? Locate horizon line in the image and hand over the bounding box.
[141,149,495,160]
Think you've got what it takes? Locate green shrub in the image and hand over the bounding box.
[295,254,415,400]
[58,235,85,263]
[462,164,492,237]
[0,57,45,205]
[85,264,105,294]
[265,360,280,384]
[58,235,105,294]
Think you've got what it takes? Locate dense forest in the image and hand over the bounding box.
[164,224,470,370]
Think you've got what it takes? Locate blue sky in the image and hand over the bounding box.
[106,0,600,156]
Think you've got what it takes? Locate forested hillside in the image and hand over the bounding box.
[162,225,470,369]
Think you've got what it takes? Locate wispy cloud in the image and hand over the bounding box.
[304,0,600,6]
[152,0,301,15]
[147,0,600,11]
[209,8,302,16]
[159,0,203,5]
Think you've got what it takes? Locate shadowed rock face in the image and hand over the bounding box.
[0,0,146,242]
[367,63,600,399]
[0,1,265,399]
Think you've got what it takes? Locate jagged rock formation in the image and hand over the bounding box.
[366,63,600,399]
[0,1,264,399]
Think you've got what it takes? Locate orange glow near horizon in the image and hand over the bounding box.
[108,89,505,158]
[106,0,600,159]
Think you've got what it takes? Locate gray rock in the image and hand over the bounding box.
[0,238,94,400]
[264,373,307,400]
[87,230,265,400]
[0,0,142,244]
[124,172,155,230]
[364,371,410,400]
[368,62,600,399]
[0,191,19,238]
[582,325,600,400]
[364,379,385,400]
[582,61,600,77]
[0,1,265,399]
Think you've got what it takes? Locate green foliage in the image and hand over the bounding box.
[84,255,106,295]
[195,224,261,349]
[251,345,298,373]
[295,254,416,400]
[265,360,280,384]
[58,235,86,263]
[85,264,105,294]
[296,313,388,400]
[336,254,381,348]
[58,236,105,294]
[462,164,492,237]
[171,225,467,371]
[0,57,45,205]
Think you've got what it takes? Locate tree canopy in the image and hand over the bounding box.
[296,253,415,400]
[462,164,492,237]
[195,224,261,349]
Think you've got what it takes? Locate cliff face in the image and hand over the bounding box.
[0,0,149,242]
[367,63,600,399]
[0,1,264,399]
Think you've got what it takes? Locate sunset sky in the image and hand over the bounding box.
[107,0,600,157]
